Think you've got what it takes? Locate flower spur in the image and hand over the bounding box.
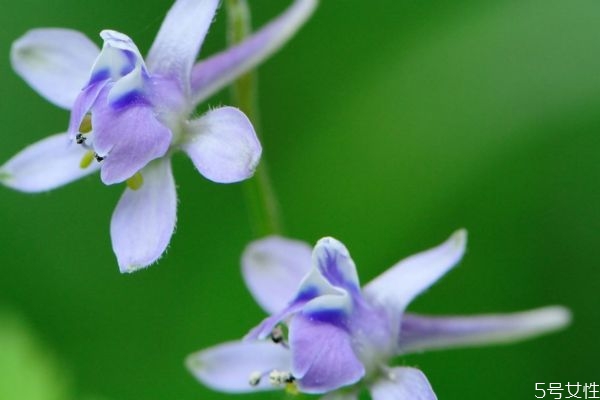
[2,0,317,272]
[187,231,570,398]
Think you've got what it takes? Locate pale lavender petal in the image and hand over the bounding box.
[398,306,571,354]
[146,0,219,87]
[0,133,99,192]
[67,80,107,138]
[92,30,145,85]
[290,314,364,394]
[92,91,172,184]
[11,28,99,109]
[242,236,313,314]
[186,340,291,393]
[313,237,361,292]
[183,107,261,183]
[110,158,176,273]
[364,230,467,313]
[370,367,437,400]
[190,0,318,104]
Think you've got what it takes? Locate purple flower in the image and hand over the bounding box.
[2,0,317,272]
[187,231,570,398]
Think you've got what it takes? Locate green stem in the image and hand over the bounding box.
[226,0,284,237]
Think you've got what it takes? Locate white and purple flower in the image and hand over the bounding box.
[1,0,317,272]
[187,231,570,398]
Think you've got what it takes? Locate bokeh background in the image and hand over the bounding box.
[1,0,598,399]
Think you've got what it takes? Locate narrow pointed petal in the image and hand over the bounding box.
[242,236,312,314]
[186,341,291,393]
[370,367,437,400]
[0,133,99,192]
[147,0,219,87]
[93,97,172,184]
[364,230,467,312]
[398,306,571,354]
[290,314,365,394]
[314,237,361,292]
[183,107,261,183]
[190,0,318,104]
[11,29,100,109]
[110,158,176,272]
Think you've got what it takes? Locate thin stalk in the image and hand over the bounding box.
[226,0,284,237]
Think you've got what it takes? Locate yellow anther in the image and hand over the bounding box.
[285,382,299,395]
[78,114,93,133]
[126,172,144,190]
[79,151,95,169]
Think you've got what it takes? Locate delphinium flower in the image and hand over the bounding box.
[1,0,317,272]
[187,231,570,398]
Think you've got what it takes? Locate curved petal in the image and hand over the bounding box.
[370,367,437,400]
[290,314,364,394]
[11,28,99,109]
[146,0,219,88]
[186,340,291,393]
[0,133,99,192]
[92,94,172,184]
[313,237,361,292]
[110,158,176,273]
[398,306,571,355]
[190,0,318,104]
[183,107,261,183]
[363,230,467,313]
[242,236,313,314]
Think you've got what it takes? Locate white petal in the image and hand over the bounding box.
[183,107,261,183]
[190,0,318,104]
[363,230,467,313]
[242,236,313,314]
[370,367,437,400]
[11,29,99,109]
[110,158,176,273]
[186,340,291,393]
[398,306,572,354]
[0,133,99,192]
[146,0,219,87]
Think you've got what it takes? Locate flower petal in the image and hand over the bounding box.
[363,230,467,313]
[183,107,261,183]
[110,158,176,272]
[11,28,100,109]
[0,133,99,192]
[146,0,219,87]
[186,340,291,393]
[290,314,365,394]
[370,367,437,400]
[190,0,317,104]
[92,92,172,184]
[242,236,313,314]
[398,306,571,354]
[313,237,361,292]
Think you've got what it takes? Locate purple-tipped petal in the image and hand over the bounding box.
[147,0,219,87]
[190,0,317,104]
[364,230,467,313]
[110,158,176,273]
[186,340,291,393]
[0,133,99,192]
[92,94,172,184]
[242,236,313,314]
[313,237,361,292]
[183,107,261,183]
[369,367,437,400]
[398,306,571,355]
[290,314,364,394]
[11,28,100,109]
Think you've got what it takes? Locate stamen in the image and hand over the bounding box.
[126,172,144,190]
[285,382,299,395]
[78,114,92,133]
[269,370,295,386]
[94,153,104,162]
[269,325,285,344]
[248,371,262,386]
[79,151,95,169]
[75,133,87,144]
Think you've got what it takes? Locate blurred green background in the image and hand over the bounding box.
[1,0,598,399]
